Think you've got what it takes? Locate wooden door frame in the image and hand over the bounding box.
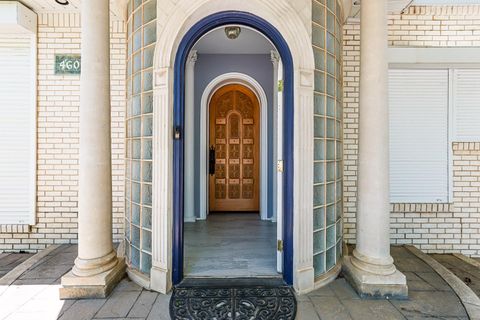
[199,73,269,220]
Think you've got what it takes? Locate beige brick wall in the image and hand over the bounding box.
[389,5,480,47]
[0,13,126,252]
[343,5,480,255]
[451,143,480,255]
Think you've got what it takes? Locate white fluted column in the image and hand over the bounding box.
[150,67,173,294]
[294,69,315,293]
[60,0,125,299]
[342,0,408,298]
[184,50,197,223]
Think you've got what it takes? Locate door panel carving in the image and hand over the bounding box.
[209,84,260,212]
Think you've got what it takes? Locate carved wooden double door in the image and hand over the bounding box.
[209,84,260,212]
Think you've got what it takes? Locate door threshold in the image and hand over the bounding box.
[179,276,285,287]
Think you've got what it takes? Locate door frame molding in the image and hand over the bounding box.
[199,73,269,220]
[172,11,295,286]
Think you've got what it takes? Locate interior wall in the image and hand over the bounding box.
[193,53,274,218]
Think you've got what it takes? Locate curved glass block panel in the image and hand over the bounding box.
[312,0,344,279]
[125,0,156,276]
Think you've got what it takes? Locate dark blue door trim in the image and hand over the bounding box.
[172,11,294,285]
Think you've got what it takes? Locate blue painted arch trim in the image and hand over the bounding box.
[172,11,294,285]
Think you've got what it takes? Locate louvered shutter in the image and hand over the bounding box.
[453,69,480,141]
[388,69,449,203]
[0,36,36,224]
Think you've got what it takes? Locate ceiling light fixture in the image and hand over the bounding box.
[55,0,69,5]
[225,26,241,40]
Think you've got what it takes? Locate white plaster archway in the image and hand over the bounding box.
[151,0,317,294]
[198,72,270,221]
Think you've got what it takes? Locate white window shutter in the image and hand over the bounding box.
[453,69,480,141]
[0,36,36,225]
[388,69,449,203]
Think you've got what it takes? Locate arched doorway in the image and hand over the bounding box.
[172,11,295,285]
[198,72,270,221]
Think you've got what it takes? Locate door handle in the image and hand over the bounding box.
[209,146,216,175]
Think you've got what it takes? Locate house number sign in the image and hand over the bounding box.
[55,54,81,75]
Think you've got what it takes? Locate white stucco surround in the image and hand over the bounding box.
[150,0,318,294]
[198,72,270,221]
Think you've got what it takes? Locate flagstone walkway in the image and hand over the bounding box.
[0,245,473,319]
[432,253,480,299]
[0,253,33,278]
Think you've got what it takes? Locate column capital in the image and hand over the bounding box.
[270,50,280,64]
[187,50,198,65]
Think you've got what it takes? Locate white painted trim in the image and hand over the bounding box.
[199,72,269,220]
[389,48,480,66]
[274,56,284,273]
[0,2,37,34]
[448,69,454,203]
[29,33,37,226]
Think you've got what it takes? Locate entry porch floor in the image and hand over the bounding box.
[0,245,474,320]
[184,213,278,278]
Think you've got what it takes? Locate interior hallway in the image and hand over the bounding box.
[184,213,278,278]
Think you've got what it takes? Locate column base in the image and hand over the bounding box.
[294,266,314,294]
[342,256,408,299]
[60,257,126,299]
[150,265,172,294]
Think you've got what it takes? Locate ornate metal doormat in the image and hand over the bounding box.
[169,285,297,320]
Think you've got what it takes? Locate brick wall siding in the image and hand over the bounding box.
[343,5,480,255]
[0,13,126,252]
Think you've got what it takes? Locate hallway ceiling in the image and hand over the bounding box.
[193,27,276,55]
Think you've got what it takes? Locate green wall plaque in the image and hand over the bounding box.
[55,54,81,75]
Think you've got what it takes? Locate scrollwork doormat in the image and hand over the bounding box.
[169,285,297,320]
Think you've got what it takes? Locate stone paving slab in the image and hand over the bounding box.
[58,299,107,320]
[0,253,34,278]
[296,246,469,320]
[408,246,480,320]
[127,291,158,318]
[310,295,352,319]
[433,253,480,297]
[95,289,142,318]
[342,299,406,320]
[390,291,468,318]
[0,245,472,320]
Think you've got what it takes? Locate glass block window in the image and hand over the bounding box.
[125,0,156,275]
[312,0,343,279]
